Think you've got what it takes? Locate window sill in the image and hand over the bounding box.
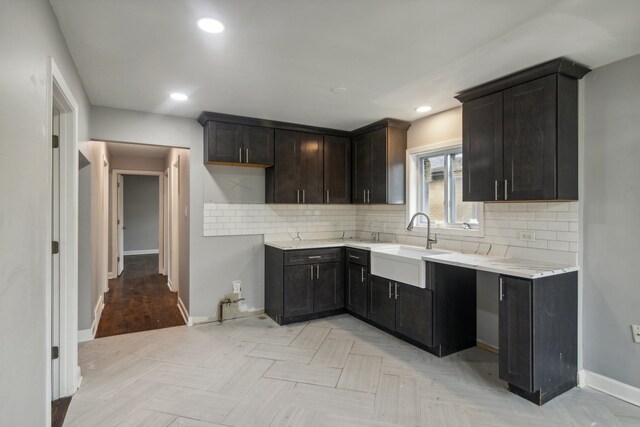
[409,224,485,238]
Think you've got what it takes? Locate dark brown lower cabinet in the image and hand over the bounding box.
[346,262,368,317]
[367,275,396,331]
[498,272,578,405]
[314,262,344,312]
[266,246,344,325]
[283,265,314,318]
[396,283,433,347]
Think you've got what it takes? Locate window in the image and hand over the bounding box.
[409,144,481,232]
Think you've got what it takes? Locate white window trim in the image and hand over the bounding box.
[406,139,485,237]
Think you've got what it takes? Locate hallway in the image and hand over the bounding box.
[96,254,185,338]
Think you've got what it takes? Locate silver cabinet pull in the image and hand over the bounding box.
[395,283,398,299]
[349,255,360,260]
[297,189,300,204]
[239,147,243,163]
[499,277,504,301]
[494,180,498,201]
[307,255,322,259]
[363,189,366,203]
[361,267,365,282]
[326,190,330,204]
[316,264,319,279]
[245,148,249,163]
[310,265,314,280]
[388,282,392,298]
[366,189,370,203]
[302,189,305,204]
[504,179,508,201]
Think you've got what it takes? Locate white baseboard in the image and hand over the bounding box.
[167,278,174,292]
[583,369,640,407]
[476,340,499,354]
[76,366,83,389]
[107,271,116,279]
[177,297,190,326]
[189,308,265,326]
[577,369,586,388]
[78,328,93,343]
[124,249,159,256]
[78,294,104,343]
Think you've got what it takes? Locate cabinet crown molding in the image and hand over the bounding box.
[454,57,591,103]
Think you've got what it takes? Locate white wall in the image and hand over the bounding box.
[0,0,91,424]
[90,106,264,318]
[123,175,159,252]
[582,53,640,388]
[78,163,93,330]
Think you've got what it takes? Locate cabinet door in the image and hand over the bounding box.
[273,130,301,203]
[243,125,274,166]
[346,262,367,317]
[323,135,351,204]
[503,75,557,200]
[395,283,433,347]
[313,262,344,313]
[206,122,243,164]
[299,132,324,204]
[368,127,388,203]
[283,265,314,318]
[367,275,395,331]
[499,276,533,392]
[352,133,372,203]
[462,92,503,201]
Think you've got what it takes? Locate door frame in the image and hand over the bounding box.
[110,169,165,277]
[45,58,79,420]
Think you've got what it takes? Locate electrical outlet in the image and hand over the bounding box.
[233,281,241,294]
[632,324,640,344]
[519,231,536,242]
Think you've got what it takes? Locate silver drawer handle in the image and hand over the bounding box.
[349,255,360,260]
[245,148,249,163]
[494,180,498,201]
[361,267,365,282]
[504,179,508,201]
[297,189,300,203]
[307,256,322,259]
[239,147,243,163]
[499,277,504,301]
[326,190,330,204]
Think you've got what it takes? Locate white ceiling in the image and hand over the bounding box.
[107,142,169,159]
[52,0,640,130]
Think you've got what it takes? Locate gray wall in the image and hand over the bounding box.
[78,163,93,330]
[123,175,159,252]
[91,106,264,317]
[476,271,499,348]
[583,53,640,388]
[0,0,91,424]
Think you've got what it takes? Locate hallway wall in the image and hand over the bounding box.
[0,0,92,424]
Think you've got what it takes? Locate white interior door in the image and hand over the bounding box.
[117,174,124,276]
[51,106,61,400]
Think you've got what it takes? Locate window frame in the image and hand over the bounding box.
[406,139,484,237]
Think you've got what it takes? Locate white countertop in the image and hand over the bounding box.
[265,239,578,279]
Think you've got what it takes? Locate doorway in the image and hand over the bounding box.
[47,59,80,423]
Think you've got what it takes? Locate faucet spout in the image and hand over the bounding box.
[406,212,438,250]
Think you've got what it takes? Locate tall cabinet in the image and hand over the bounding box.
[456,57,590,202]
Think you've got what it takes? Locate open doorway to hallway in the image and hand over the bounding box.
[82,141,190,338]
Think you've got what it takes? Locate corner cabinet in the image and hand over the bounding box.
[456,57,590,202]
[352,119,410,204]
[265,246,344,325]
[498,272,577,405]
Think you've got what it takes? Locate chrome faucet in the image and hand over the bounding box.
[406,212,438,249]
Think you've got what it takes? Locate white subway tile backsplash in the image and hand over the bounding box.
[203,200,579,258]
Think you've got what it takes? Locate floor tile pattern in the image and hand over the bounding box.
[68,314,640,426]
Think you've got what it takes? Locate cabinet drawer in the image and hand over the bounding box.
[345,248,369,266]
[284,248,342,266]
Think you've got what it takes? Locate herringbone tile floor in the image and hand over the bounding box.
[66,314,640,426]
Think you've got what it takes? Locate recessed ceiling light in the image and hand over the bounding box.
[197,18,225,34]
[170,92,188,101]
[330,87,347,95]
[415,105,432,113]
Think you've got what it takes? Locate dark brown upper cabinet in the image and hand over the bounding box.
[202,121,274,167]
[351,119,410,204]
[268,130,324,204]
[455,58,590,202]
[323,135,351,204]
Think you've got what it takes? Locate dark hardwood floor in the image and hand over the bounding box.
[96,254,185,338]
[52,396,72,427]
